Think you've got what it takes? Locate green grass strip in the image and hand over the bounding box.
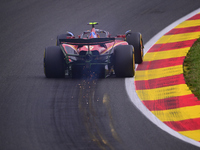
[184,37,200,99]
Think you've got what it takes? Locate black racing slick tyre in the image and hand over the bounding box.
[114,45,135,77]
[126,32,143,64]
[44,46,65,78]
[56,33,72,46]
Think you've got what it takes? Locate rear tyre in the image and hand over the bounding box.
[56,33,72,46]
[126,32,143,64]
[114,45,135,77]
[44,46,65,78]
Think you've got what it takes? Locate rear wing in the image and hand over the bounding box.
[59,38,115,45]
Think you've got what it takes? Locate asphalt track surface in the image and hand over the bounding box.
[0,1,200,150]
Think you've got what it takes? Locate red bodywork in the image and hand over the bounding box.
[62,27,128,55]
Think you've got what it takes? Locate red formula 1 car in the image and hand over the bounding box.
[44,22,143,78]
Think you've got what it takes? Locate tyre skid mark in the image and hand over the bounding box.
[78,79,121,150]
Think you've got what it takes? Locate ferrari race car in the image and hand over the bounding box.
[44,22,143,78]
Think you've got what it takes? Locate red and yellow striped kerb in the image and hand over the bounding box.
[135,12,200,142]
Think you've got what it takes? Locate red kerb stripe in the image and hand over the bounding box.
[148,39,196,52]
[137,57,185,70]
[187,14,200,20]
[135,74,185,90]
[166,26,200,35]
[164,117,200,131]
[142,94,199,111]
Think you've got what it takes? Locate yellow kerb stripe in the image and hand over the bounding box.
[179,129,200,141]
[135,65,183,81]
[143,47,190,62]
[136,84,192,101]
[156,32,200,44]
[151,105,200,122]
[175,19,200,28]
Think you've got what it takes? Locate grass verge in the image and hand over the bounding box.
[183,37,200,99]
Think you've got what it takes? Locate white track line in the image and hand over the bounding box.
[125,8,200,148]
